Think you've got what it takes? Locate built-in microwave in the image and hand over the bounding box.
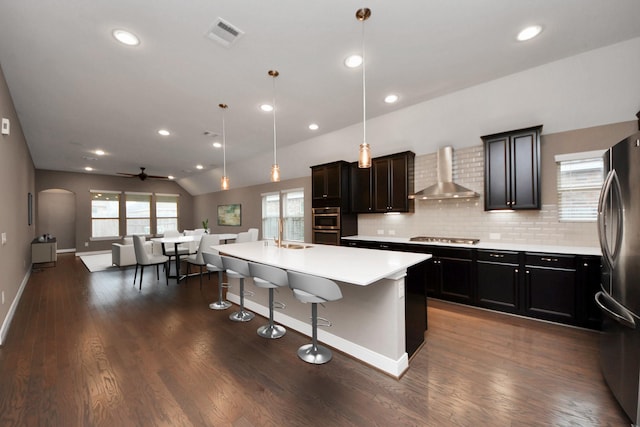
[312,207,340,230]
[312,229,341,246]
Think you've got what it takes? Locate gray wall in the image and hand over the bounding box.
[192,177,312,242]
[37,189,75,250]
[0,64,35,343]
[34,170,194,253]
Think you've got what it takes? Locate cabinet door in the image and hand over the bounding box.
[524,266,576,324]
[477,262,519,313]
[439,257,473,304]
[324,163,342,199]
[389,155,408,211]
[511,130,540,209]
[350,162,372,212]
[311,167,327,200]
[484,136,511,210]
[372,158,391,212]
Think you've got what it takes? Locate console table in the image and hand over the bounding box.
[32,237,57,267]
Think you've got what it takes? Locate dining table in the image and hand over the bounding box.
[152,233,238,281]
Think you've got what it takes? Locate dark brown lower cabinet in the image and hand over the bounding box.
[476,250,520,314]
[343,238,602,330]
[523,254,577,323]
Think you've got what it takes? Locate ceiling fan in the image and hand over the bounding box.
[116,167,170,181]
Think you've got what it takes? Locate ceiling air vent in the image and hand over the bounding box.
[206,17,244,47]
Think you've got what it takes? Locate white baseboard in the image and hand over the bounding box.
[0,267,31,346]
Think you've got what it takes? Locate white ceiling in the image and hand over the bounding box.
[1,0,640,190]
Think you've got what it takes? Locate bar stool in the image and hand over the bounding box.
[202,251,231,310]
[287,270,343,364]
[248,262,288,339]
[221,256,255,322]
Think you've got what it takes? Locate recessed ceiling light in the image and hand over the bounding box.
[196,164,204,170]
[213,142,222,148]
[158,129,170,136]
[260,104,273,112]
[345,55,363,68]
[308,123,319,131]
[95,149,105,156]
[112,29,140,46]
[517,25,542,41]
[168,175,175,180]
[84,167,93,171]
[384,94,399,104]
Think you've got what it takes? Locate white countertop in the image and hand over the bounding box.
[211,241,431,286]
[342,235,602,256]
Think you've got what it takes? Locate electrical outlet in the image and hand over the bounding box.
[490,233,501,240]
[85,242,89,247]
[388,230,396,235]
[398,282,404,299]
[377,229,384,235]
[1,232,6,245]
[2,291,5,305]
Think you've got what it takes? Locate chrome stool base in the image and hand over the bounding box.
[229,310,255,322]
[257,323,286,339]
[297,343,332,364]
[209,300,232,310]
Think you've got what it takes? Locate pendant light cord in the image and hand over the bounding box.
[361,14,366,145]
[222,109,226,176]
[272,75,277,165]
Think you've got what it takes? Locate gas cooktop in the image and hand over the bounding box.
[409,236,480,245]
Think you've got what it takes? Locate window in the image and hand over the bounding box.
[556,151,604,222]
[156,194,179,234]
[91,191,120,238]
[282,189,304,241]
[261,192,280,240]
[126,193,151,235]
[262,189,305,242]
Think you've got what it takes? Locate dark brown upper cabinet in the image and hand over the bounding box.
[482,125,542,211]
[350,151,415,213]
[311,161,350,209]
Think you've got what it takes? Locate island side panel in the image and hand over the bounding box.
[226,273,407,373]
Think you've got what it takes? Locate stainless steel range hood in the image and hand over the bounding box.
[409,146,479,200]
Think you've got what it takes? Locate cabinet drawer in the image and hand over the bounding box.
[525,253,575,270]
[477,250,519,264]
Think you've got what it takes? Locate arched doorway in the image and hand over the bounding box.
[38,189,76,252]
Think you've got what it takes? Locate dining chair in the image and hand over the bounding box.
[133,235,169,291]
[186,234,220,288]
[235,231,252,243]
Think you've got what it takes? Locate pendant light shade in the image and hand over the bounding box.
[268,70,280,182]
[356,8,372,169]
[219,103,230,190]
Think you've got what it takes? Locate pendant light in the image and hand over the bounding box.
[219,103,230,190]
[268,70,281,182]
[356,7,372,168]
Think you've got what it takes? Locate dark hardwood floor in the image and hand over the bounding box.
[0,253,629,426]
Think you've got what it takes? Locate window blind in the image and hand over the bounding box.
[557,157,604,222]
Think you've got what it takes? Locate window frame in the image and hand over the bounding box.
[125,192,152,236]
[90,190,121,239]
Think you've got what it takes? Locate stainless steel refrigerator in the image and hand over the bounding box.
[595,130,640,425]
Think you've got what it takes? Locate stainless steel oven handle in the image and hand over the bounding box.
[595,291,636,329]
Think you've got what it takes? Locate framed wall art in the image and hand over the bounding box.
[217,204,241,226]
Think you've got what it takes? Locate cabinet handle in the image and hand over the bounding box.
[526,270,530,274]
[489,253,505,258]
[380,244,389,249]
[583,263,588,267]
[515,268,519,273]
[541,257,558,262]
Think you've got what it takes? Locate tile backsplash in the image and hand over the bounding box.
[357,145,599,247]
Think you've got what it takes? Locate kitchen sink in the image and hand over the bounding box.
[410,236,480,245]
[280,243,313,249]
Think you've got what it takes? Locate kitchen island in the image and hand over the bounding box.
[211,240,431,377]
